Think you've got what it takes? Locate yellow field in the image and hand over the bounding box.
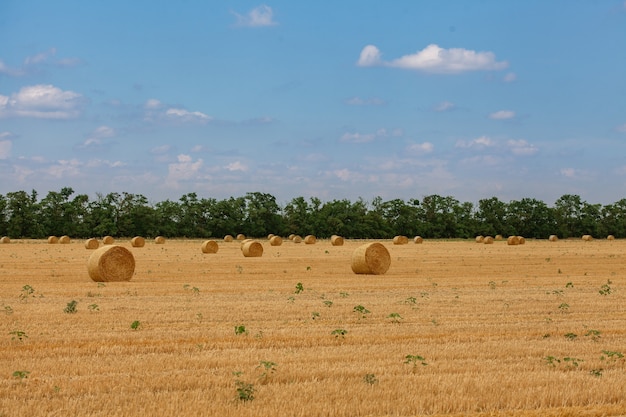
[1,238,626,416]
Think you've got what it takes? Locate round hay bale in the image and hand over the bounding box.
[607,235,615,240]
[48,236,59,244]
[507,236,519,246]
[236,234,246,241]
[304,235,316,244]
[392,235,409,245]
[269,235,283,246]
[351,242,391,275]
[292,235,302,243]
[549,235,558,242]
[241,240,263,257]
[224,234,234,242]
[102,236,115,245]
[267,234,275,240]
[288,234,296,240]
[582,234,593,241]
[131,236,145,248]
[495,235,503,241]
[517,236,526,245]
[0,236,10,244]
[483,236,494,244]
[84,238,99,249]
[59,235,71,244]
[154,236,166,244]
[475,236,484,243]
[201,240,219,253]
[87,245,135,282]
[414,236,423,244]
[240,238,254,248]
[331,235,344,246]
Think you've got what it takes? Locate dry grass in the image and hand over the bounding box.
[1,238,626,416]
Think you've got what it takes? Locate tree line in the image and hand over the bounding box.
[1,188,625,240]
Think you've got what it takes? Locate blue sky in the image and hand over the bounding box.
[1,1,626,206]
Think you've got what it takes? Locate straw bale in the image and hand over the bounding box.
[59,235,71,244]
[288,234,296,240]
[102,236,115,245]
[392,235,409,245]
[224,235,234,242]
[517,236,526,245]
[154,236,166,244]
[483,236,494,244]
[241,240,263,257]
[201,240,219,253]
[507,236,519,246]
[414,236,423,244]
[304,235,316,244]
[495,235,503,241]
[351,242,391,275]
[0,236,10,244]
[330,235,344,246]
[475,236,484,243]
[131,236,145,247]
[269,236,283,246]
[607,235,615,240]
[292,235,302,243]
[87,245,135,282]
[48,236,59,244]
[549,235,558,242]
[267,234,275,240]
[236,234,246,241]
[84,238,99,249]
[582,234,593,241]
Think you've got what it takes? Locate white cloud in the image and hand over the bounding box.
[357,43,508,74]
[340,128,392,143]
[616,123,626,133]
[345,96,385,106]
[507,139,538,156]
[78,125,117,149]
[47,159,82,178]
[165,108,211,123]
[407,142,434,154]
[0,140,11,159]
[0,60,24,76]
[233,5,277,27]
[144,98,163,109]
[165,154,204,187]
[456,135,496,148]
[489,110,515,120]
[503,72,517,82]
[560,168,576,178]
[0,84,84,119]
[23,48,57,66]
[225,161,248,172]
[433,101,455,112]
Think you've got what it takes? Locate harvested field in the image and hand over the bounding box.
[1,238,626,416]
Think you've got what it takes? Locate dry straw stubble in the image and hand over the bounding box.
[351,242,391,275]
[201,240,219,253]
[87,245,135,282]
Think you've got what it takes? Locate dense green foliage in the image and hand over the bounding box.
[0,188,624,239]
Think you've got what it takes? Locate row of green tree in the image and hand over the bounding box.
[1,188,625,239]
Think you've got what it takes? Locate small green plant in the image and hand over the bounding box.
[306,266,311,271]
[387,312,403,323]
[599,280,612,296]
[331,328,347,338]
[363,373,378,385]
[488,281,496,290]
[233,372,255,402]
[12,370,30,380]
[590,368,603,377]
[9,330,28,342]
[558,302,569,312]
[339,292,349,298]
[63,300,78,314]
[404,296,417,305]
[130,320,141,330]
[311,311,320,320]
[544,356,560,367]
[564,332,577,340]
[234,324,248,335]
[404,354,428,369]
[585,329,601,342]
[353,305,371,318]
[601,350,624,361]
[257,360,277,383]
[19,284,35,302]
[183,284,200,295]
[88,303,99,312]
[294,282,304,294]
[323,300,333,308]
[97,282,106,288]
[565,282,574,288]
[236,265,243,274]
[4,305,13,315]
[563,357,583,368]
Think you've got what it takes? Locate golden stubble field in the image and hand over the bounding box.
[1,237,626,417]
